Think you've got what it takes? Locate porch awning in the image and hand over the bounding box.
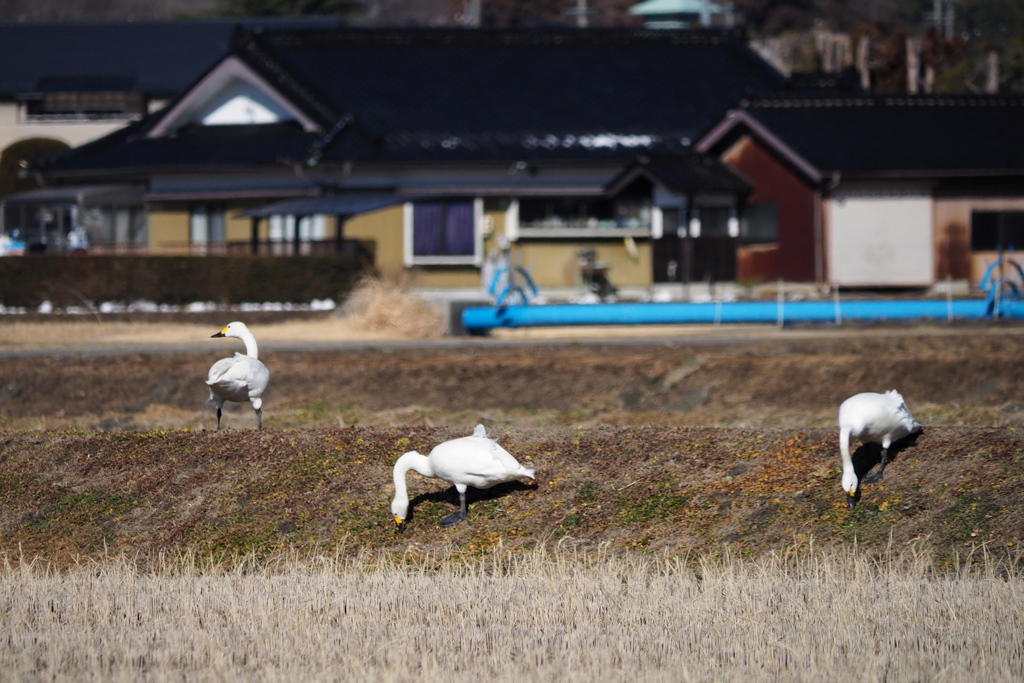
[2,184,145,206]
[236,195,405,219]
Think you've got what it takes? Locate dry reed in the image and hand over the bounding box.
[339,272,445,339]
[2,543,1023,682]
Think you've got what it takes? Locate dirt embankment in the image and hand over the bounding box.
[1,424,1020,568]
[1,323,1023,566]
[1,324,1024,429]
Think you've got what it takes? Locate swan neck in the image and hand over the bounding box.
[839,426,854,473]
[393,451,433,503]
[238,329,259,359]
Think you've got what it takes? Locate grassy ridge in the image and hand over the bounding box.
[2,425,1022,569]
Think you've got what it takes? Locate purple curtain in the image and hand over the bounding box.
[413,203,443,255]
[413,201,474,256]
[444,201,475,255]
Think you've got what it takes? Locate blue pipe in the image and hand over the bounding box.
[462,299,1024,331]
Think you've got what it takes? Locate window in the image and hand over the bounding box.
[25,91,146,121]
[519,197,615,229]
[512,196,654,238]
[190,205,225,255]
[695,207,732,237]
[971,211,1024,251]
[742,202,778,244]
[268,215,326,243]
[404,199,482,265]
[83,207,147,247]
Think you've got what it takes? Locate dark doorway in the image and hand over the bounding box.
[652,208,685,283]
[691,207,736,282]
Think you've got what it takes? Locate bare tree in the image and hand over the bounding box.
[0,0,217,21]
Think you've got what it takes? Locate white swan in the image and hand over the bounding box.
[391,424,535,530]
[838,390,922,508]
[206,322,270,430]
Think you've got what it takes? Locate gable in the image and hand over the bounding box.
[200,82,290,126]
[146,56,321,138]
[696,109,822,185]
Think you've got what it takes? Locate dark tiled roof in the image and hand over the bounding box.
[251,29,788,140]
[39,120,319,175]
[611,154,751,194]
[735,96,1024,175]
[0,18,344,97]
[38,27,855,177]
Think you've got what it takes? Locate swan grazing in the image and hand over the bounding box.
[206,322,270,430]
[839,390,922,508]
[391,424,535,530]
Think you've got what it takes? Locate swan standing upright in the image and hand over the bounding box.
[838,390,922,509]
[391,424,535,530]
[206,322,270,429]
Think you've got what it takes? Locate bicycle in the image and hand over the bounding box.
[485,240,538,306]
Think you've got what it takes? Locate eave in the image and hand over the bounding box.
[695,109,823,185]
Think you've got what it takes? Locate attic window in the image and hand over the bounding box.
[202,95,282,126]
[25,91,145,121]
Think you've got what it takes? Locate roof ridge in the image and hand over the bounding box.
[740,94,1024,108]
[258,25,748,47]
[236,30,340,127]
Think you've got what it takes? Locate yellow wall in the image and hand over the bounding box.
[225,210,253,242]
[148,203,276,253]
[343,203,497,288]
[516,240,651,288]
[143,200,653,289]
[343,205,404,269]
[147,208,190,254]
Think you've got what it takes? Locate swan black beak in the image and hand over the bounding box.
[211,329,227,338]
[847,487,857,510]
[394,515,405,533]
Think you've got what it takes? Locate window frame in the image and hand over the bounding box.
[22,90,146,122]
[507,196,652,239]
[971,210,1024,252]
[189,204,225,246]
[403,198,483,266]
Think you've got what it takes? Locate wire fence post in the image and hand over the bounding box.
[776,278,784,328]
[946,274,953,321]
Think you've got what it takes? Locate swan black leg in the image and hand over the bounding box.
[216,407,222,430]
[439,489,468,527]
[256,408,263,430]
[877,446,889,480]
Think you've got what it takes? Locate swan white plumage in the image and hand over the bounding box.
[391,424,535,530]
[838,390,922,508]
[206,322,270,430]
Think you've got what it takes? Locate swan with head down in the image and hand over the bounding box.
[206,322,270,430]
[839,390,922,508]
[391,424,535,530]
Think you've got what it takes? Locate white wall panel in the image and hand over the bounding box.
[827,195,933,286]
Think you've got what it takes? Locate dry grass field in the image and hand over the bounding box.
[4,545,1024,682]
[2,286,1024,680]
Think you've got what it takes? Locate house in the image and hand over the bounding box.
[25,26,859,294]
[0,17,343,251]
[695,95,1024,290]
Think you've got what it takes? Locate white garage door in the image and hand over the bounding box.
[827,194,933,287]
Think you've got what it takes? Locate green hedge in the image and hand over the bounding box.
[0,255,369,308]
